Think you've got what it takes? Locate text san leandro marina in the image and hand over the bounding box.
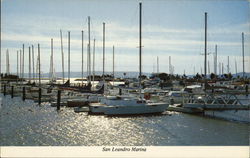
[102,147,147,152]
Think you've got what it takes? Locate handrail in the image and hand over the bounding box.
[182,92,249,106]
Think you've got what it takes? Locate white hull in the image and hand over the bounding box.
[89,96,169,115]
[89,104,107,114]
[103,103,168,115]
[74,107,89,113]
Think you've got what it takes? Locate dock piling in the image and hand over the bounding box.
[38,88,41,105]
[119,88,122,95]
[11,86,14,98]
[57,90,61,110]
[3,84,6,96]
[22,87,26,101]
[246,85,248,96]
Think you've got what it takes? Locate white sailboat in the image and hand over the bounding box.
[89,3,168,115]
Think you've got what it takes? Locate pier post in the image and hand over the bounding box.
[3,84,6,96]
[11,86,14,98]
[22,87,26,101]
[246,85,248,97]
[57,90,61,110]
[119,88,122,95]
[38,88,41,105]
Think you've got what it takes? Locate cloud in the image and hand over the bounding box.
[2,15,249,74]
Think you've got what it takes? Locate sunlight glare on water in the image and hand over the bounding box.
[0,94,249,146]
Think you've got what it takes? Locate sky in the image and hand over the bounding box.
[1,0,250,76]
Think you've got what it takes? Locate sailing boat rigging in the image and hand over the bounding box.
[89,2,169,115]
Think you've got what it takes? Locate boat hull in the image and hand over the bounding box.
[89,104,106,114]
[103,103,168,115]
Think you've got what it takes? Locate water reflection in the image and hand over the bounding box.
[0,94,248,146]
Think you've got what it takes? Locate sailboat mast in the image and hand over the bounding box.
[20,49,22,79]
[227,56,229,74]
[8,50,10,75]
[87,43,89,81]
[16,51,19,76]
[29,46,31,82]
[219,62,221,75]
[81,30,84,85]
[242,32,245,78]
[153,63,155,73]
[88,16,91,82]
[22,44,24,80]
[68,31,70,83]
[93,39,96,83]
[36,55,39,84]
[6,49,9,75]
[113,45,114,85]
[235,58,237,75]
[169,56,172,74]
[38,44,41,86]
[60,30,65,84]
[32,45,35,82]
[6,49,10,75]
[208,60,210,74]
[0,2,1,77]
[214,45,217,75]
[157,56,159,73]
[139,2,142,96]
[222,63,224,74]
[50,38,54,82]
[103,22,105,82]
[204,12,207,81]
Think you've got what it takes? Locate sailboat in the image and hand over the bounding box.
[89,3,168,115]
[57,27,103,93]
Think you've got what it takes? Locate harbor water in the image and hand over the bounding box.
[0,94,249,146]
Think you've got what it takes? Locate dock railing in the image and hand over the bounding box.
[182,91,249,106]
